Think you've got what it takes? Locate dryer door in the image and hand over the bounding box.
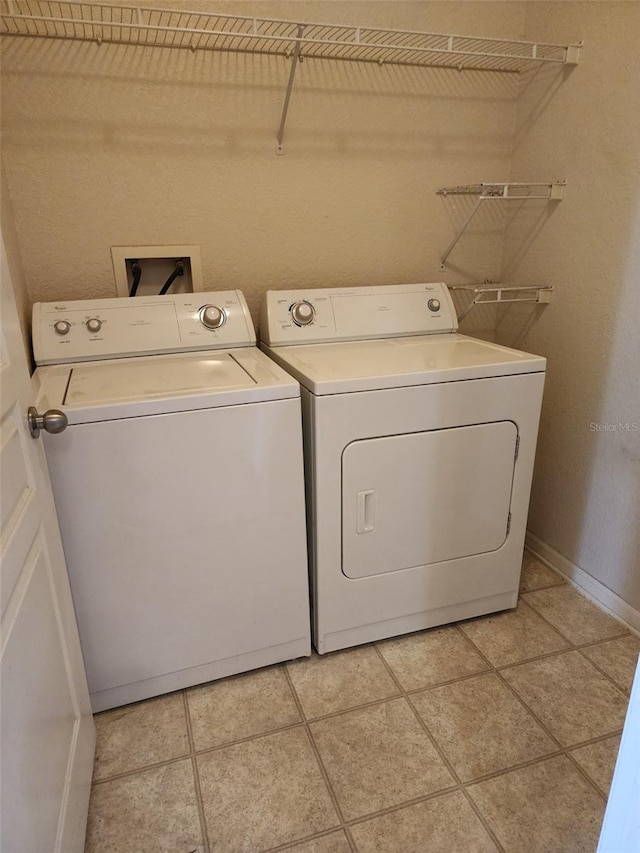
[341,421,517,578]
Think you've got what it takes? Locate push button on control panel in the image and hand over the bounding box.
[290,300,315,326]
[427,298,441,312]
[54,320,71,336]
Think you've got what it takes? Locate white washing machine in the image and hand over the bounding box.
[32,292,310,711]
[260,283,546,654]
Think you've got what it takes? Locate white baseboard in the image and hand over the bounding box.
[525,531,640,637]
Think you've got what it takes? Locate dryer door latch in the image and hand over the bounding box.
[357,490,376,534]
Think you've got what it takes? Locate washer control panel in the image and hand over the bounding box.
[260,283,458,346]
[33,291,255,365]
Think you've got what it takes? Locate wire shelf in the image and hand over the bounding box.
[448,283,553,321]
[0,1,581,73]
[437,181,567,200]
[437,181,566,267]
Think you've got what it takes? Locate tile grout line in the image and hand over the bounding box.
[266,781,508,853]
[574,646,633,696]
[519,580,567,593]
[91,631,627,774]
[90,642,626,785]
[94,605,628,768]
[281,664,357,853]
[372,643,460,777]
[182,690,211,853]
[515,593,632,696]
[90,692,621,789]
[575,634,636,651]
[513,594,576,644]
[164,718,307,759]
[87,573,627,849]
[281,688,404,726]
[91,750,193,786]
[265,826,352,853]
[517,608,628,800]
[459,623,610,804]
[519,593,630,647]
[264,721,623,851]
[89,720,303,786]
[460,589,632,698]
[562,749,610,804]
[457,622,578,747]
[371,643,507,853]
[321,622,624,798]
[90,602,629,788]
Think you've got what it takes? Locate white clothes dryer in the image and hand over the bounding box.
[33,292,310,710]
[260,283,546,654]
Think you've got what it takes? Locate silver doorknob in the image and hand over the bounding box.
[27,406,68,439]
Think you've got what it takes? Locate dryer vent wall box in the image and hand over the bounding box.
[32,291,310,711]
[260,282,546,654]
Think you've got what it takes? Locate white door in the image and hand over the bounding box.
[1,235,95,852]
[342,421,518,578]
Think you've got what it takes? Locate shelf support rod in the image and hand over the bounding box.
[276,25,304,155]
[439,197,484,269]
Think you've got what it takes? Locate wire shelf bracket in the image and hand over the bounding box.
[275,24,304,154]
[436,181,566,269]
[448,283,553,322]
[0,2,582,154]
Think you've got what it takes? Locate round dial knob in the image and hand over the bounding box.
[54,320,71,336]
[427,298,441,313]
[290,301,315,327]
[86,318,102,333]
[199,305,226,330]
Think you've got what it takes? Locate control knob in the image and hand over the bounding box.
[54,320,71,336]
[199,305,226,330]
[290,300,315,327]
[86,318,102,333]
[427,298,441,313]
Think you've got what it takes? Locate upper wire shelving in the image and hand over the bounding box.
[0,1,581,71]
[0,1,582,151]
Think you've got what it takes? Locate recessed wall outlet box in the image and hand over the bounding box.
[111,245,203,297]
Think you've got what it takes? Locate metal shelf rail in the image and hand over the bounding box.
[0,1,582,152]
[449,283,553,322]
[436,181,567,268]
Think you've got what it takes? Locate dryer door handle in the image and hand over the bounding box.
[356,490,376,534]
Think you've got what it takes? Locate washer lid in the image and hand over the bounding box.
[37,348,299,424]
[264,334,546,395]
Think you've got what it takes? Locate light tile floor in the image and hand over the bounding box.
[85,554,640,853]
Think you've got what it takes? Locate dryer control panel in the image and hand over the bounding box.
[33,291,256,365]
[260,283,458,346]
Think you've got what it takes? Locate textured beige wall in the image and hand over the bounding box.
[1,156,31,366]
[496,2,640,610]
[0,0,524,334]
[7,3,637,610]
